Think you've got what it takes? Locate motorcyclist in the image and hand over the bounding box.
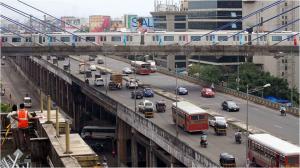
[280,105,286,116]
[234,130,242,143]
[200,134,208,147]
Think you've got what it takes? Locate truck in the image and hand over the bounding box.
[79,62,86,74]
[108,73,122,90]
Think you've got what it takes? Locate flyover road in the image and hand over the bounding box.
[80,55,299,145]
[43,56,246,166]
[1,59,40,110]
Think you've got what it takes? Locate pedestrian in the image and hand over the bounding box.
[6,104,19,150]
[12,103,32,152]
[211,83,215,92]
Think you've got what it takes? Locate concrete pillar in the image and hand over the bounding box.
[117,119,127,166]
[148,141,156,167]
[131,128,138,167]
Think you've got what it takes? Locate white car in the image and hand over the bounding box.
[138,100,154,112]
[89,64,97,71]
[122,67,133,74]
[23,97,32,108]
[126,81,138,89]
[209,116,228,128]
[94,78,104,86]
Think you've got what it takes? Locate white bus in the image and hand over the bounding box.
[81,126,116,139]
[146,60,157,73]
[248,133,300,167]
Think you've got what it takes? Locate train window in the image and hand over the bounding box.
[233,35,239,41]
[12,37,21,42]
[126,36,132,42]
[264,36,266,41]
[25,37,32,42]
[182,35,185,41]
[164,36,174,41]
[152,36,155,41]
[86,37,95,42]
[100,36,103,41]
[2,37,8,42]
[218,36,228,41]
[244,36,247,41]
[191,36,201,41]
[104,36,106,41]
[179,36,182,41]
[272,36,282,41]
[206,36,209,41]
[61,37,70,42]
[111,36,121,41]
[43,37,45,42]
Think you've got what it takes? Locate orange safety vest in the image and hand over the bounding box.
[18,109,29,128]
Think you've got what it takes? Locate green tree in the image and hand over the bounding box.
[189,64,222,83]
[1,103,11,113]
[228,63,299,106]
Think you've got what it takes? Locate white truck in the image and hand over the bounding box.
[23,96,32,108]
[94,78,104,86]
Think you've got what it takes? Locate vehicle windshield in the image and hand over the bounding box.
[216,117,226,122]
[145,102,153,106]
[228,101,237,106]
[205,88,212,92]
[24,99,31,103]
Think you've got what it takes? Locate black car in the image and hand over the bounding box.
[222,100,239,112]
[131,90,144,99]
[219,153,236,167]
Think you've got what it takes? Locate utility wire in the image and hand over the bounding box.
[0,15,69,45]
[213,5,300,45]
[0,27,27,39]
[0,2,98,46]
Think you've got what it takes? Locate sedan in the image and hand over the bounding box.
[222,100,240,112]
[131,90,144,99]
[176,87,188,95]
[209,116,228,128]
[143,88,154,97]
[122,67,133,74]
[201,88,215,97]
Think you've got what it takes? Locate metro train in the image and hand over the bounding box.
[1,31,299,47]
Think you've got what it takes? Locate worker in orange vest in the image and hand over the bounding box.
[13,103,32,152]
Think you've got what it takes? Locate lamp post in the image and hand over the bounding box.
[246,83,271,167]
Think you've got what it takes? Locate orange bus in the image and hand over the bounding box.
[248,133,300,167]
[172,101,208,132]
[131,61,151,75]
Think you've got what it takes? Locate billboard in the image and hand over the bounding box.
[130,17,154,32]
[61,17,88,32]
[89,15,111,32]
[124,14,137,29]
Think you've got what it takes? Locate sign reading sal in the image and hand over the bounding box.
[130,17,153,31]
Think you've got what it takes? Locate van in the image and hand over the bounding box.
[81,126,116,139]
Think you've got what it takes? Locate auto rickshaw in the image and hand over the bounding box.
[156,101,166,112]
[219,153,236,167]
[214,122,227,136]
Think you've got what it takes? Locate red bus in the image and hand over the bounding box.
[248,133,300,167]
[131,61,151,75]
[172,101,208,132]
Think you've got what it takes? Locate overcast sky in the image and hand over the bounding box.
[1,0,180,21]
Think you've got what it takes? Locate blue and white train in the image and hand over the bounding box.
[1,31,299,47]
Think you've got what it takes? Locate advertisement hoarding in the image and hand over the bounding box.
[89,15,111,32]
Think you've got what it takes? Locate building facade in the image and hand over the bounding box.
[242,0,299,32]
[151,0,243,31]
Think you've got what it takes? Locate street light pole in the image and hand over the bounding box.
[134,52,137,113]
[246,84,249,168]
[105,54,108,95]
[175,64,179,138]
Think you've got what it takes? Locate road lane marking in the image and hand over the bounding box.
[274,125,282,129]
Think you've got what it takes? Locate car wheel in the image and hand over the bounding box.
[227,108,230,112]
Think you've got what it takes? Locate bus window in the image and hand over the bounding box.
[191,115,198,120]
[287,156,299,165]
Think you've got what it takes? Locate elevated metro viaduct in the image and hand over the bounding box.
[2,45,298,57]
[9,56,217,167]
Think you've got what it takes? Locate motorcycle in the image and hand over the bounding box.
[235,132,242,144]
[280,109,286,116]
[200,135,208,148]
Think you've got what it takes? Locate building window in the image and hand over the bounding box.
[153,16,166,21]
[285,59,288,63]
[282,72,285,76]
[282,59,284,63]
[231,23,237,29]
[285,65,288,70]
[231,12,237,18]
[285,16,287,19]
[86,37,95,42]
[282,21,285,25]
[282,16,284,19]
[164,36,174,41]
[175,23,186,29]
[175,15,186,21]
[285,2,288,6]
[285,21,287,24]
[111,36,121,41]
[154,23,166,30]
[191,36,201,41]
